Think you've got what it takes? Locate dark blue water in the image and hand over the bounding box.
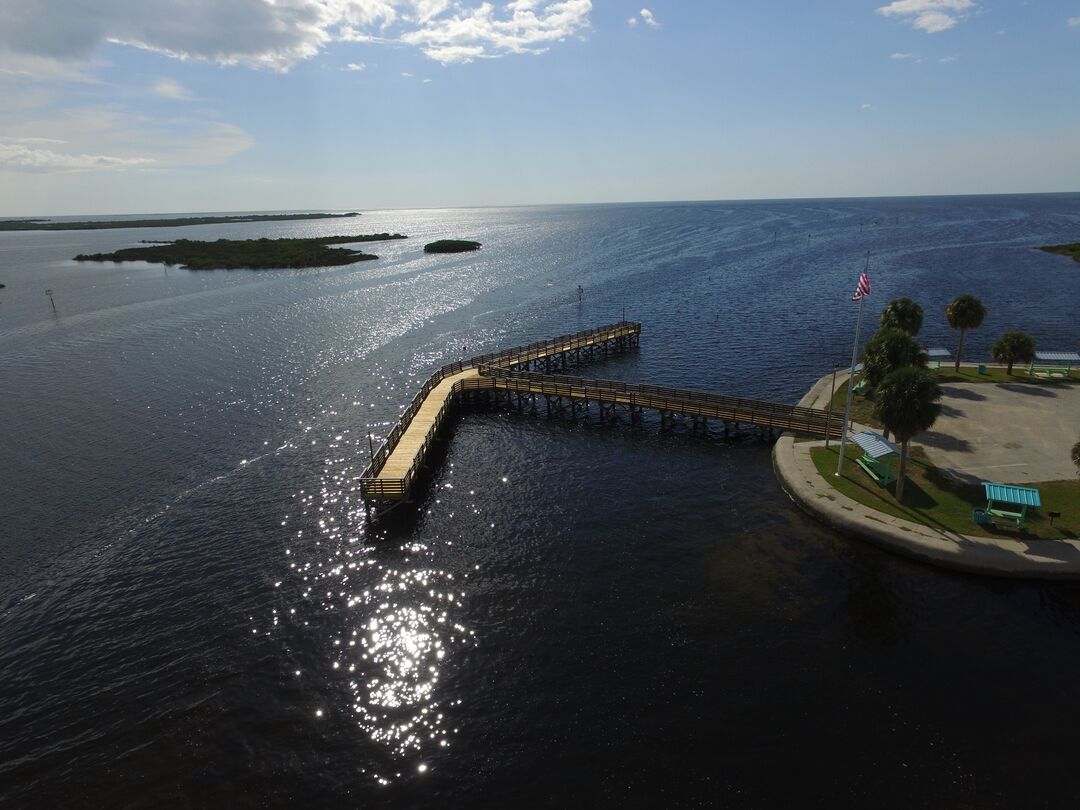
[2,196,1080,807]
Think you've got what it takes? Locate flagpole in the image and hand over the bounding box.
[836,296,864,475]
[836,252,870,476]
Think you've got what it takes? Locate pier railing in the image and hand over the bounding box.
[431,319,640,378]
[477,366,842,437]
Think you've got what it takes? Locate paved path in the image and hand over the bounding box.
[773,371,1080,578]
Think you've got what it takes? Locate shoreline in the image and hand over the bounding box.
[772,370,1080,579]
[0,212,360,232]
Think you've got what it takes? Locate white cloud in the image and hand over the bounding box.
[399,0,592,64]
[1069,18,1080,27]
[1,104,253,174]
[0,142,154,171]
[0,1,592,72]
[939,55,957,62]
[861,103,874,110]
[877,0,975,33]
[0,50,101,84]
[0,135,67,145]
[401,71,414,77]
[890,51,921,61]
[627,17,638,27]
[344,62,367,71]
[153,78,193,100]
[639,8,660,29]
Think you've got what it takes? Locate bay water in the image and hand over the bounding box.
[2,196,1080,807]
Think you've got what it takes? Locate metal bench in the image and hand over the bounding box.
[1028,365,1070,378]
[973,508,1025,531]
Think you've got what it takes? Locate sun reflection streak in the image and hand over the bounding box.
[277,397,475,780]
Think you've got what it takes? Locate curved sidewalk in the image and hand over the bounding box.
[772,372,1080,579]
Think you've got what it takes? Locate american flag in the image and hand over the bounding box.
[852,271,871,301]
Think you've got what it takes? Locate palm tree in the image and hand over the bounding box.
[874,366,942,502]
[879,297,924,336]
[945,294,987,373]
[991,331,1036,375]
[862,328,929,393]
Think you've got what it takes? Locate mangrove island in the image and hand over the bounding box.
[1,212,361,232]
[424,239,482,253]
[74,234,407,270]
[1040,242,1080,263]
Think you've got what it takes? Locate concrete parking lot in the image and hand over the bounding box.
[917,381,1080,484]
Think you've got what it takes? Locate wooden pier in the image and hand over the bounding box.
[360,322,641,501]
[360,322,841,506]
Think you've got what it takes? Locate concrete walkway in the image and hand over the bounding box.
[772,371,1080,578]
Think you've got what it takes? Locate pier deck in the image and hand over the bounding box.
[360,322,841,505]
[376,367,478,479]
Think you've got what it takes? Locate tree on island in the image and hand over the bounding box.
[945,294,987,373]
[424,239,481,254]
[879,297,924,336]
[862,328,928,394]
[874,366,942,503]
[991,331,1036,375]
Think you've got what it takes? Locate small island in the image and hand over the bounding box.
[1039,243,1080,262]
[1,212,361,232]
[74,234,406,270]
[424,239,482,254]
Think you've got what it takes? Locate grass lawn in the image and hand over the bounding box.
[936,366,1079,385]
[810,443,1080,542]
[825,385,881,429]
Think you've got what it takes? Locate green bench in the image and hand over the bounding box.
[1028,365,1071,378]
[857,455,895,487]
[973,509,1024,531]
[987,507,1026,529]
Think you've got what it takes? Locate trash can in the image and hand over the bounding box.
[972,508,989,525]
[977,364,987,375]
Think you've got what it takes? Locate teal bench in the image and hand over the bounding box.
[1028,365,1071,378]
[857,455,895,487]
[973,507,1025,530]
[986,507,1026,529]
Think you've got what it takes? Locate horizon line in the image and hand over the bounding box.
[6,189,1080,220]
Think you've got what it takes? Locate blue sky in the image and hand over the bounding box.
[1,1,1078,215]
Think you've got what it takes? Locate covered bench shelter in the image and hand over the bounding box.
[979,482,1041,529]
[926,347,951,371]
[1029,351,1080,377]
[852,430,900,487]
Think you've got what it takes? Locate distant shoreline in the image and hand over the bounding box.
[0,212,361,232]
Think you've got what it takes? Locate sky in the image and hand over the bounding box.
[1,0,1079,215]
